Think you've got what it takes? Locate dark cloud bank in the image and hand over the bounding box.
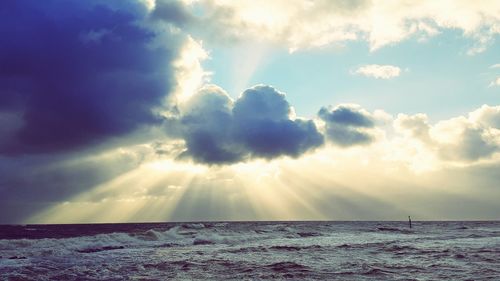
[0,0,328,162]
[0,0,181,155]
[0,0,187,223]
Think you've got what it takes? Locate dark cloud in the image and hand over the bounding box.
[180,86,241,163]
[232,86,324,158]
[0,0,192,223]
[0,0,185,155]
[179,85,324,164]
[318,104,376,146]
[318,105,374,127]
[152,0,194,26]
[233,86,291,121]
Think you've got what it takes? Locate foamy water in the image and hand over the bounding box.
[1,221,499,280]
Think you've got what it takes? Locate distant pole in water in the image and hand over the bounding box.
[408,216,412,229]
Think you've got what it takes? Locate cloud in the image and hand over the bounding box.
[232,86,324,158]
[0,0,188,155]
[179,84,324,164]
[318,104,377,147]
[489,77,500,87]
[0,0,206,223]
[0,0,206,222]
[394,105,500,163]
[180,85,241,163]
[433,118,499,162]
[469,104,500,128]
[182,0,500,52]
[151,0,194,26]
[489,64,500,69]
[394,113,432,142]
[353,64,402,79]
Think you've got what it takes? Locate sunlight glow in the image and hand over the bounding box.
[172,36,210,103]
[139,0,156,10]
[28,140,500,223]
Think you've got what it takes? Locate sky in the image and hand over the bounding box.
[0,0,499,224]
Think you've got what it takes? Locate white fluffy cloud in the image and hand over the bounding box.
[353,64,401,79]
[394,105,500,164]
[181,0,500,52]
[489,77,500,87]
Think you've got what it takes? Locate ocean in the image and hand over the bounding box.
[0,221,499,280]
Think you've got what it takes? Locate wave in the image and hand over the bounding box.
[376,227,414,234]
[384,244,418,252]
[227,246,268,253]
[76,245,125,253]
[362,267,392,276]
[336,241,392,249]
[181,223,206,229]
[269,245,322,251]
[266,261,311,272]
[296,231,321,237]
[5,255,28,260]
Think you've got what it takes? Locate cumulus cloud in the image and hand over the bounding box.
[394,113,432,142]
[181,0,500,52]
[0,0,188,155]
[469,105,500,128]
[179,85,324,164]
[179,85,240,163]
[353,64,402,79]
[489,77,500,87]
[394,105,500,162]
[318,104,377,147]
[433,118,498,162]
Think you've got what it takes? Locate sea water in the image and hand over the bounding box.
[1,221,499,280]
